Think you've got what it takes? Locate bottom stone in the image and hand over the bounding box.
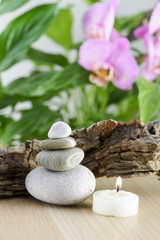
[25,165,96,205]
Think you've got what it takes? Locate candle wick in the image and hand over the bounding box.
[116,186,120,193]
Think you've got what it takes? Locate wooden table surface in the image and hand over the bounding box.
[0,174,160,240]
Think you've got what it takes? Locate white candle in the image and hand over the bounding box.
[92,177,139,217]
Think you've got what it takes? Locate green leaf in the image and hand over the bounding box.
[4,63,89,97]
[54,62,90,86]
[46,8,73,50]
[138,78,160,123]
[1,105,61,146]
[108,84,128,104]
[0,0,29,14]
[70,42,82,51]
[0,4,57,72]
[0,95,14,109]
[0,78,2,95]
[27,48,68,67]
[117,93,139,122]
[115,12,145,39]
[116,12,144,31]
[82,0,99,5]
[5,71,57,97]
[0,115,12,143]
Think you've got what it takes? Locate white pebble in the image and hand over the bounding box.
[48,121,72,138]
[25,165,96,205]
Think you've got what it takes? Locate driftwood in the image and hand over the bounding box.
[0,119,160,197]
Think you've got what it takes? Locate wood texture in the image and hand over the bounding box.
[1,119,160,197]
[0,175,160,240]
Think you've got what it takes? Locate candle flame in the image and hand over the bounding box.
[115,176,122,191]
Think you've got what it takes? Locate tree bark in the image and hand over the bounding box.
[1,119,160,197]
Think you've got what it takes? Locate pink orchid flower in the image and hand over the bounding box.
[141,37,160,81]
[134,2,160,81]
[83,0,120,40]
[134,2,160,38]
[78,38,138,90]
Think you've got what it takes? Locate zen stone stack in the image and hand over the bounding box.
[25,121,96,205]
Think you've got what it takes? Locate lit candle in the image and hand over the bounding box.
[92,176,139,217]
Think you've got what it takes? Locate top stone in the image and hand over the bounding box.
[48,121,72,139]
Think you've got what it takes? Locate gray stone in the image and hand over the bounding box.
[25,165,96,205]
[48,121,71,139]
[36,147,84,171]
[39,137,76,150]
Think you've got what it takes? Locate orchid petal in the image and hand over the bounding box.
[107,38,138,90]
[83,3,109,39]
[78,39,112,71]
[141,37,160,81]
[89,75,107,86]
[111,0,120,13]
[83,0,119,40]
[115,37,130,51]
[113,50,138,90]
[141,58,156,81]
[154,37,160,58]
[149,2,160,35]
[79,38,138,90]
[133,24,149,38]
[109,37,130,63]
[103,4,115,40]
[110,28,120,41]
[144,35,155,72]
[103,0,120,40]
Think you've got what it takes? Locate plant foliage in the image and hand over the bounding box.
[0,1,159,146]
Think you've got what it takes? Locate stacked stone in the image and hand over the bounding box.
[25,121,96,205]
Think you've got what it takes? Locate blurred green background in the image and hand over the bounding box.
[0,0,160,146]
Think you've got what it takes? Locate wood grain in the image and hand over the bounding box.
[0,175,160,240]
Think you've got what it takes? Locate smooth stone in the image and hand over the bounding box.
[36,147,84,171]
[39,137,76,150]
[48,121,71,139]
[25,165,96,205]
